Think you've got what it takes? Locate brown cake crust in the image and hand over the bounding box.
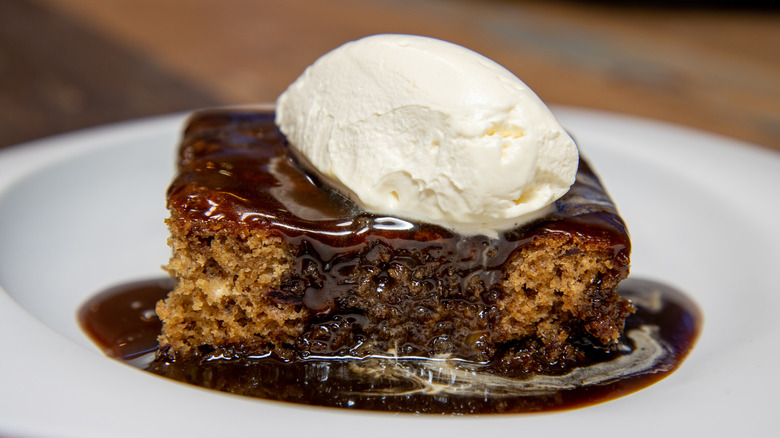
[157,108,633,370]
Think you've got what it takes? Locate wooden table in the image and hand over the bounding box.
[1,0,778,151]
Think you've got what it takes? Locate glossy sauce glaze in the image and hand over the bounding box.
[168,109,629,254]
[79,277,700,414]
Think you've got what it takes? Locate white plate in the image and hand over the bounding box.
[0,107,778,437]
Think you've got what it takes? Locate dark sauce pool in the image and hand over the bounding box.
[79,277,700,414]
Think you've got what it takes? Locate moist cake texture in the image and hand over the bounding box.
[157,108,633,372]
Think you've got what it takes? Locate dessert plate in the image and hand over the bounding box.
[0,107,778,437]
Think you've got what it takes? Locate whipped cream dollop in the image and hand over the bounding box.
[276,34,579,236]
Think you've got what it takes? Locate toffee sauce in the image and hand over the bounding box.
[79,277,700,414]
[78,109,700,413]
[167,109,631,256]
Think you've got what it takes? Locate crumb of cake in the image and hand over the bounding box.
[157,226,303,359]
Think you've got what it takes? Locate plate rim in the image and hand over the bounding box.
[1,106,778,438]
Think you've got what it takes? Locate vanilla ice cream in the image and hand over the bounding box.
[276,34,579,236]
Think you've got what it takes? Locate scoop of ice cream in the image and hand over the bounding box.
[276,34,579,236]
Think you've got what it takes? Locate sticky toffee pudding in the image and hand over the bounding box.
[78,108,701,414]
[158,109,633,368]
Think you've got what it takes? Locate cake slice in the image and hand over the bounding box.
[156,108,633,373]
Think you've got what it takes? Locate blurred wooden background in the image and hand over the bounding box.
[1,0,778,151]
